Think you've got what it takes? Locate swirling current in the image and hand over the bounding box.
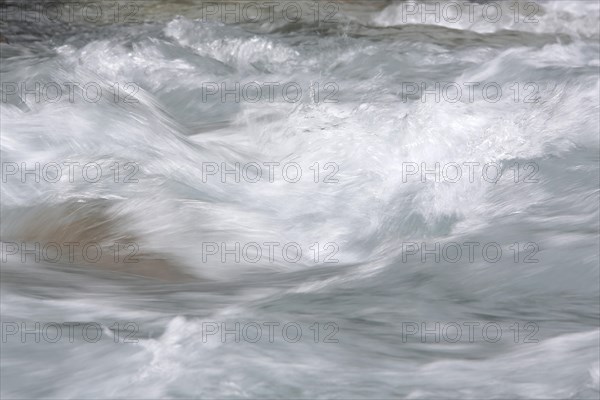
[0,1,599,398]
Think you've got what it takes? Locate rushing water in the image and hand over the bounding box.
[1,1,599,398]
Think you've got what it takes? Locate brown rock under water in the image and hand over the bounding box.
[2,200,195,282]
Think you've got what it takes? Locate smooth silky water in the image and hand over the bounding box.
[1,1,599,398]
